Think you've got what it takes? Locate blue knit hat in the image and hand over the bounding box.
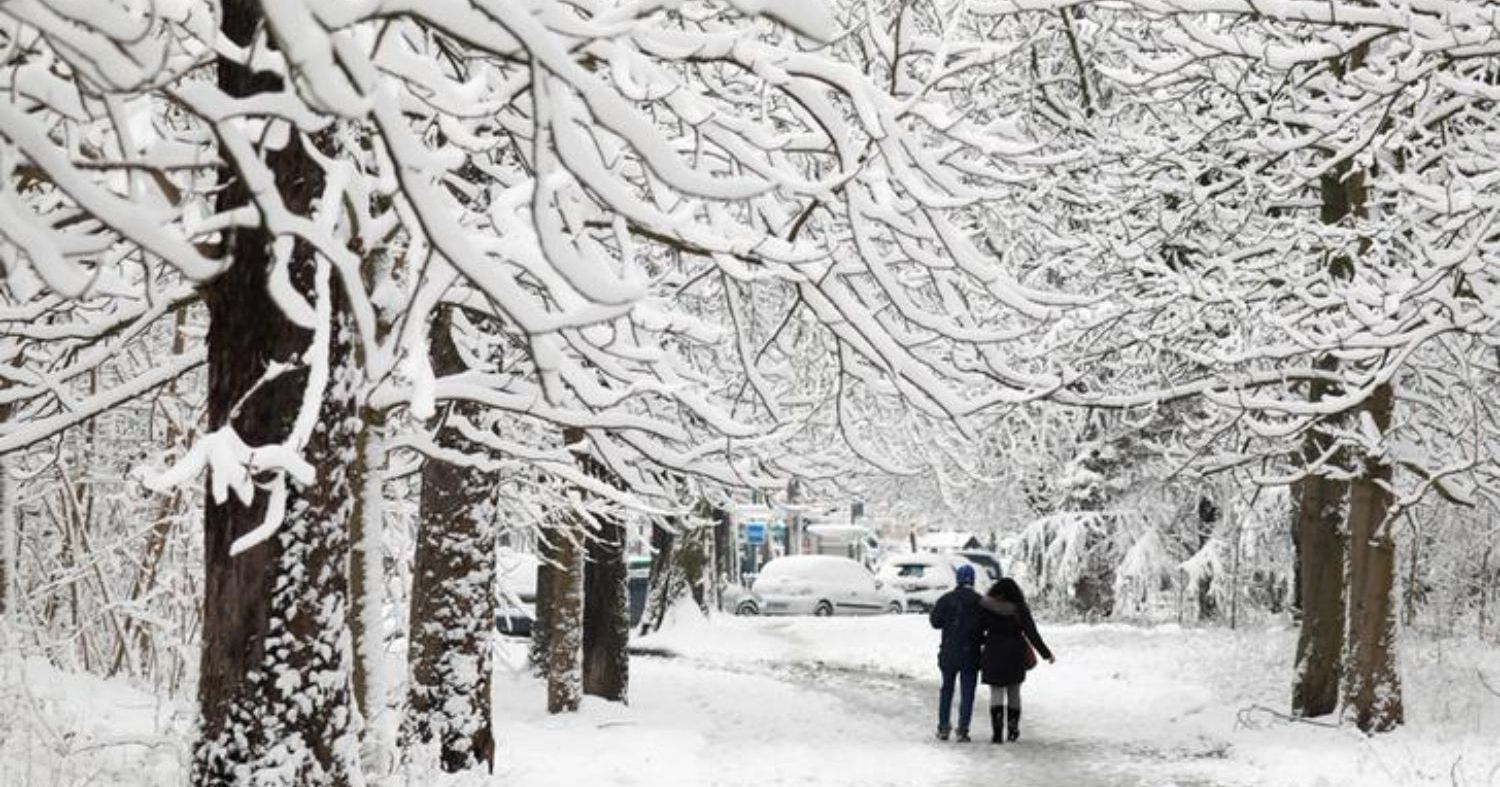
[955,564,975,586]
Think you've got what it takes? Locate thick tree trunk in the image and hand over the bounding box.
[404,306,497,771]
[582,511,630,702]
[1290,454,1347,718]
[538,517,584,713]
[1289,415,1346,708]
[1343,382,1403,733]
[198,280,363,784]
[1291,159,1365,720]
[567,427,630,703]
[196,4,361,782]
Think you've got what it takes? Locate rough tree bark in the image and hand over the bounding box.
[404,305,497,771]
[568,427,630,703]
[195,3,362,782]
[1290,416,1348,718]
[582,509,630,702]
[1343,382,1404,732]
[537,513,584,713]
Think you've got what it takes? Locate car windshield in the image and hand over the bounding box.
[894,564,927,577]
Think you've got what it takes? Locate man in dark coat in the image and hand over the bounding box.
[928,563,983,741]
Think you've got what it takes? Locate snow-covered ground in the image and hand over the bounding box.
[489,612,1500,787]
[5,614,1498,786]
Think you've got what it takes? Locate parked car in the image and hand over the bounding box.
[955,549,1004,583]
[877,552,979,612]
[721,579,762,616]
[495,550,539,637]
[751,555,904,616]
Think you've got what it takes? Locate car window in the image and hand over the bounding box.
[895,564,926,577]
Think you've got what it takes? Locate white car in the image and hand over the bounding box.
[751,555,905,616]
[877,553,979,612]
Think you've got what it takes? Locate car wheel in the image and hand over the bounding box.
[736,601,760,616]
[813,600,834,617]
[885,601,903,615]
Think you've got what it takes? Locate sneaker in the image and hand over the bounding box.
[936,728,950,741]
[955,730,971,743]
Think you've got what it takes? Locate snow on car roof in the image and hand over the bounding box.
[757,554,865,577]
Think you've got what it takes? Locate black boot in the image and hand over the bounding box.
[936,727,950,741]
[1006,708,1021,742]
[989,707,1004,743]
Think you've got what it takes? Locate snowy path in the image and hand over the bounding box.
[492,613,1255,785]
[638,621,1233,787]
[771,661,1225,787]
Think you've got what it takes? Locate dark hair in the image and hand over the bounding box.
[987,577,1027,606]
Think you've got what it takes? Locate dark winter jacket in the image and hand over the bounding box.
[928,586,984,670]
[978,596,1052,686]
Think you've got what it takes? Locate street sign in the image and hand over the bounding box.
[745,520,766,545]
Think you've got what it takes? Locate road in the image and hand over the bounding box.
[633,625,1236,787]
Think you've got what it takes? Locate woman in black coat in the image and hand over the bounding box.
[978,578,1054,743]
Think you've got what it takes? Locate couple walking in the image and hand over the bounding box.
[929,565,1054,743]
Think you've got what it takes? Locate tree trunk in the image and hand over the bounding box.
[1343,382,1403,733]
[404,305,497,771]
[0,370,13,618]
[1290,157,1366,720]
[537,516,584,713]
[1402,518,1421,627]
[712,505,734,609]
[350,408,393,774]
[640,522,677,635]
[1480,546,1492,637]
[1289,413,1350,717]
[567,427,630,703]
[0,448,12,618]
[196,4,361,782]
[582,511,630,702]
[1290,511,1303,615]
